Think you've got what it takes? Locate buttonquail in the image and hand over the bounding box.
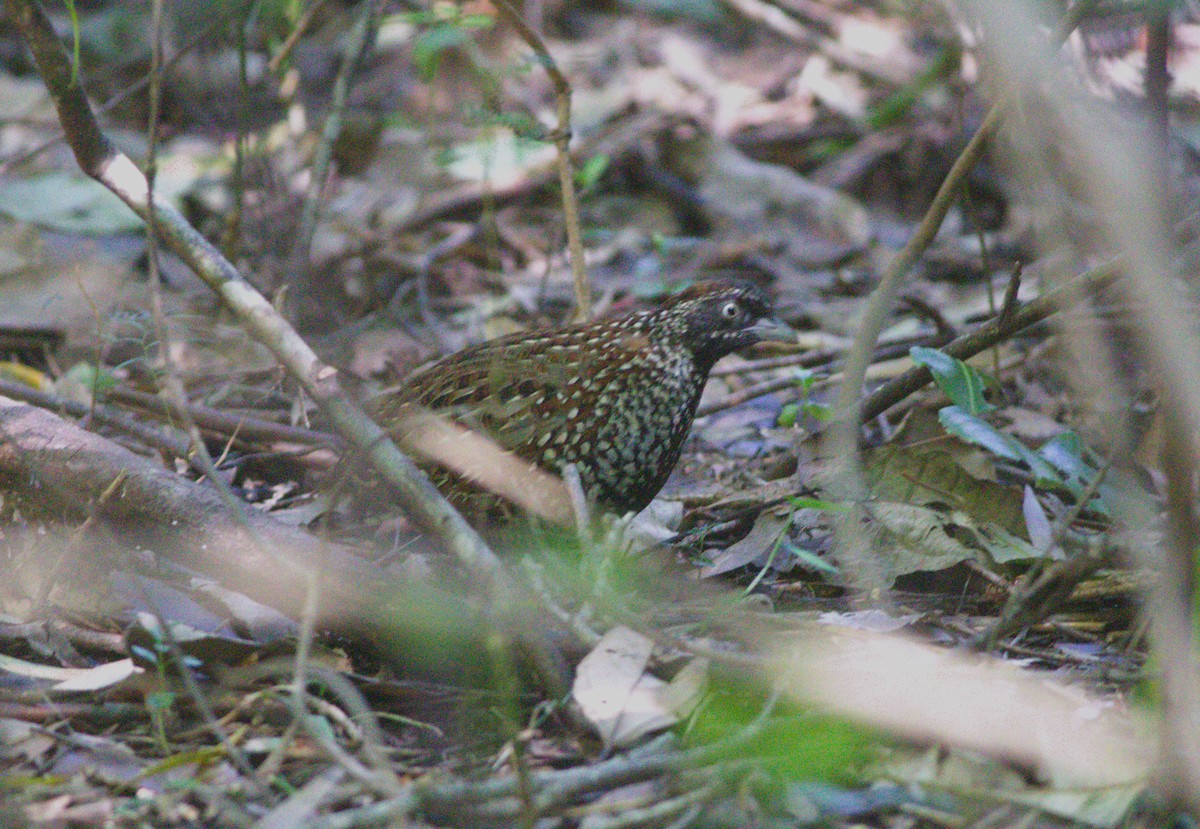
[370,282,793,519]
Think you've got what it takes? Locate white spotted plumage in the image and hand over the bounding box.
[371,282,788,515]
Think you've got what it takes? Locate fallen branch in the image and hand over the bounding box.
[0,395,378,629]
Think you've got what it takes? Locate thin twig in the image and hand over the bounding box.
[268,0,334,75]
[0,376,195,461]
[143,0,271,567]
[288,0,380,274]
[105,385,341,448]
[977,441,1119,649]
[826,99,1005,450]
[859,260,1121,423]
[34,470,126,612]
[491,0,591,319]
[709,333,935,377]
[699,336,943,417]
[134,587,265,788]
[995,262,1023,331]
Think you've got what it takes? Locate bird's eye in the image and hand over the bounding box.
[720,301,740,319]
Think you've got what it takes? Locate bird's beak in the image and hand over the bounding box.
[747,315,796,344]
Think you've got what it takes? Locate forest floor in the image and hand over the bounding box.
[0,1,1194,827]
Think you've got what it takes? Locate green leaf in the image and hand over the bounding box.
[1037,432,1095,485]
[866,501,981,575]
[63,362,118,394]
[911,346,994,415]
[64,0,81,86]
[783,542,839,574]
[136,746,227,780]
[802,401,834,421]
[146,691,176,712]
[684,677,873,783]
[412,25,469,80]
[973,521,1045,564]
[938,405,1020,460]
[938,406,1063,487]
[457,14,497,30]
[1037,431,1111,514]
[865,44,959,130]
[392,10,494,29]
[787,496,848,512]
[576,154,610,190]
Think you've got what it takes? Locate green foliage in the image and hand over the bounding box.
[910,346,994,415]
[743,502,841,591]
[937,404,1111,514]
[1036,431,1109,511]
[866,44,960,130]
[910,339,1111,510]
[411,24,472,81]
[938,405,1060,486]
[576,154,611,192]
[62,361,118,395]
[684,675,874,784]
[798,136,857,165]
[781,541,839,575]
[461,106,544,140]
[745,499,846,589]
[788,496,847,512]
[395,8,496,27]
[392,9,495,82]
[802,400,834,421]
[778,368,831,426]
[145,690,176,712]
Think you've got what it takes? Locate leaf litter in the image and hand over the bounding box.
[0,1,1188,826]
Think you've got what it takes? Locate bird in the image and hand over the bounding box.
[368,282,793,522]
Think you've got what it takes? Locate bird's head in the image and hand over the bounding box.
[655,282,794,368]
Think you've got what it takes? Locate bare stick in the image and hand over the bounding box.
[288,0,380,273]
[492,0,591,320]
